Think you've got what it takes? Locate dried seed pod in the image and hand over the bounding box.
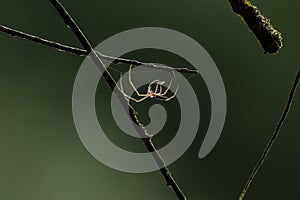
[229,0,283,54]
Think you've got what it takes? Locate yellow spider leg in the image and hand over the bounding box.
[129,64,143,96]
[161,77,173,96]
[163,85,179,101]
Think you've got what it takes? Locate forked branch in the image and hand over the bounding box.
[48,0,186,199]
[0,25,198,74]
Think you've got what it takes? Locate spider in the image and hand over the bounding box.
[119,65,179,103]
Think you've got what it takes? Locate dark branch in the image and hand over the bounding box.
[48,0,187,199]
[0,25,198,74]
[239,67,300,200]
[228,0,283,54]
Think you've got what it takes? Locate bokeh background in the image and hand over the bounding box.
[0,0,299,199]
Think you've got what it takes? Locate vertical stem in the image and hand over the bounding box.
[48,0,186,199]
[239,67,300,200]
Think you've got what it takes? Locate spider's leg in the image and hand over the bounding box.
[154,80,160,93]
[119,73,149,102]
[163,85,179,101]
[159,83,163,94]
[148,80,159,94]
[156,80,165,94]
[119,75,132,101]
[124,94,150,103]
[118,74,131,98]
[161,76,174,96]
[119,74,124,92]
[129,64,144,97]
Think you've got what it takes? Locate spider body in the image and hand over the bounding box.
[119,65,179,103]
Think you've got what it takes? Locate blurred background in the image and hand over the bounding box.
[0,0,299,199]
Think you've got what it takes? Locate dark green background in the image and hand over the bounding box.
[0,0,299,199]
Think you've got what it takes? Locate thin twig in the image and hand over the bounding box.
[239,67,300,200]
[48,0,187,199]
[0,25,198,74]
